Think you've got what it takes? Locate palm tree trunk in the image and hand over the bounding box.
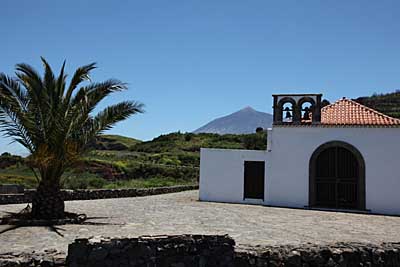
[31,181,65,220]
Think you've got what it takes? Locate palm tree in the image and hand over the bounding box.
[0,58,143,220]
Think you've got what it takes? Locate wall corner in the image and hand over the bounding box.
[267,128,272,152]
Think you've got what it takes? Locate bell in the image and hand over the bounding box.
[284,107,292,119]
[303,107,310,120]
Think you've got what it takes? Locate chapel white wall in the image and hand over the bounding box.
[199,148,269,204]
[268,127,400,215]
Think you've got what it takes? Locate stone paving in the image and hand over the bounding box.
[1,190,400,256]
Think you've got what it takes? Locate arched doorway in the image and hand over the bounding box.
[309,141,366,210]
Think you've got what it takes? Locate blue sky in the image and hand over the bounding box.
[1,1,400,154]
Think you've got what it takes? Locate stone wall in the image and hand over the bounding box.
[0,184,24,194]
[0,185,198,205]
[67,235,235,267]
[65,237,400,267]
[0,250,65,267]
[1,235,400,266]
[235,242,400,267]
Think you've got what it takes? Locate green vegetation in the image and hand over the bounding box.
[354,90,400,119]
[102,135,141,147]
[102,177,193,189]
[63,173,187,190]
[0,170,38,188]
[89,134,141,150]
[0,131,267,191]
[131,132,266,153]
[0,169,191,190]
[83,131,266,183]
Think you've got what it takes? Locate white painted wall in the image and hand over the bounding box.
[268,127,400,215]
[199,127,400,215]
[199,148,269,204]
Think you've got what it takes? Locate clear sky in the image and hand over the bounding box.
[1,1,400,154]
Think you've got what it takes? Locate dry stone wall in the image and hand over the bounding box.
[0,185,198,205]
[0,250,65,267]
[0,184,24,194]
[235,242,400,267]
[1,235,400,266]
[66,235,235,267]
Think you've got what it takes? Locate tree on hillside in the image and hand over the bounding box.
[354,91,400,119]
[0,58,143,220]
[255,127,264,133]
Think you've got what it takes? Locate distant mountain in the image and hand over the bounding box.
[194,106,273,134]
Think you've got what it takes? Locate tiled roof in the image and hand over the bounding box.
[321,98,400,126]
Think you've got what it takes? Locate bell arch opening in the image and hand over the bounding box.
[277,97,297,123]
[298,97,315,123]
[309,141,366,210]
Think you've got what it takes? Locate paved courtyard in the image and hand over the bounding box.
[1,190,400,255]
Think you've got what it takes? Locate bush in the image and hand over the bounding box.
[125,163,198,181]
[184,133,194,141]
[63,173,107,189]
[159,157,181,165]
[177,153,199,166]
[0,174,38,188]
[103,177,194,189]
[242,133,267,150]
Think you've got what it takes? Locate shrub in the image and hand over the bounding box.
[0,174,38,188]
[63,173,107,189]
[184,133,194,141]
[125,163,198,181]
[242,133,267,150]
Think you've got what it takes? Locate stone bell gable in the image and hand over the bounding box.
[272,94,322,125]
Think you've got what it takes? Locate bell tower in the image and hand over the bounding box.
[272,94,322,125]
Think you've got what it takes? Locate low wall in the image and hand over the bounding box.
[1,235,400,266]
[0,184,24,194]
[235,242,400,266]
[0,185,198,205]
[67,237,400,267]
[0,250,65,267]
[67,235,235,267]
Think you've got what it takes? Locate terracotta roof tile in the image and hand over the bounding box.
[321,98,400,126]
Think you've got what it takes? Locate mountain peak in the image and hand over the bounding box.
[193,107,273,134]
[240,106,255,112]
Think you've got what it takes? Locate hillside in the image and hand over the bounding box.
[194,106,273,134]
[354,90,400,119]
[131,132,266,153]
[88,134,141,150]
[0,132,266,189]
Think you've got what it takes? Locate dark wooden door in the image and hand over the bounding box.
[244,161,265,199]
[315,147,359,209]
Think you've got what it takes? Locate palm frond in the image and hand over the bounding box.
[92,101,143,131]
[70,79,127,113]
[76,101,143,146]
[0,74,38,151]
[65,62,96,103]
[15,63,49,138]
[0,105,35,152]
[40,57,55,93]
[15,63,44,98]
[0,74,28,111]
[56,60,67,98]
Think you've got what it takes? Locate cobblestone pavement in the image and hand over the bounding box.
[1,190,400,255]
